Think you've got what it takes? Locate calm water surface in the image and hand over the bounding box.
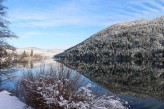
[59,60,164,109]
[0,59,164,109]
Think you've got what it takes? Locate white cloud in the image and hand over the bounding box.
[6,0,164,49]
[7,1,119,28]
[8,0,164,29]
[19,31,43,38]
[104,0,164,25]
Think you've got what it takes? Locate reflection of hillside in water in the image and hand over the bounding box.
[61,60,164,101]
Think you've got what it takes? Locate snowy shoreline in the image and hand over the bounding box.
[0,90,32,109]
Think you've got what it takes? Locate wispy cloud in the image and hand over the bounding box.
[6,0,164,49]
[19,31,43,38]
[8,0,164,29]
[123,0,164,19]
[7,0,121,28]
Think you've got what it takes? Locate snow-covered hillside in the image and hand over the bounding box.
[16,47,63,58]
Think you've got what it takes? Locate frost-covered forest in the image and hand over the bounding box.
[56,17,164,61]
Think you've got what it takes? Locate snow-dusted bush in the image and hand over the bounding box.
[19,64,127,109]
[38,82,127,109]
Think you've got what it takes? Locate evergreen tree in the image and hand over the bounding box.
[30,49,33,57]
[22,51,27,58]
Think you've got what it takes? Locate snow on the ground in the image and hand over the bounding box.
[0,90,32,109]
[16,47,63,58]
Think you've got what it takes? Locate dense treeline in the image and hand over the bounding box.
[56,17,164,61]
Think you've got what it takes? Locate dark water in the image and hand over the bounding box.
[59,60,164,109]
[1,60,164,109]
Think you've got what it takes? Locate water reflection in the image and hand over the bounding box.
[0,59,58,91]
[59,60,164,102]
[1,59,164,108]
[0,60,113,97]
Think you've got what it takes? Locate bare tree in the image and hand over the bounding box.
[0,0,18,68]
[0,0,17,56]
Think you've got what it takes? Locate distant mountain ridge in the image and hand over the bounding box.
[17,47,63,58]
[55,16,164,61]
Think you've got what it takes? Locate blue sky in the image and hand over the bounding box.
[5,0,164,49]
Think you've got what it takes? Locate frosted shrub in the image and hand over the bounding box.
[19,64,127,109]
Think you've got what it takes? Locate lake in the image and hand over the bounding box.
[0,59,164,109]
[58,60,164,109]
